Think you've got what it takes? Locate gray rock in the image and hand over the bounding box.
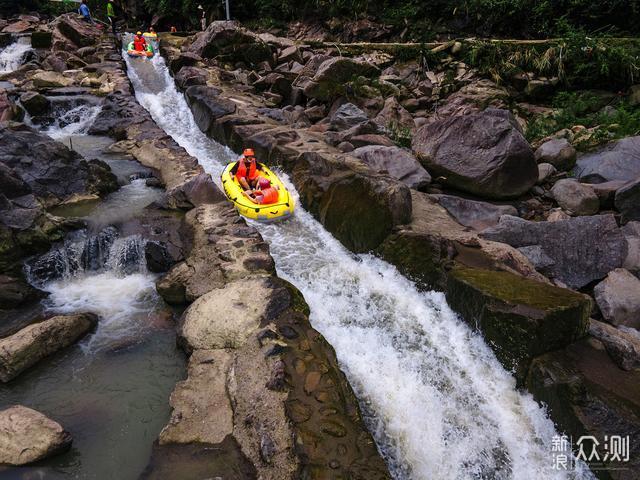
[550,179,599,216]
[623,221,640,272]
[329,103,368,131]
[302,57,378,101]
[433,194,517,230]
[0,405,72,465]
[594,268,640,329]
[537,162,556,184]
[19,91,50,117]
[184,86,236,134]
[517,245,555,275]
[575,136,640,183]
[188,21,272,65]
[0,313,97,382]
[591,180,627,209]
[412,109,537,199]
[481,214,627,288]
[589,319,640,370]
[614,178,640,223]
[534,138,576,171]
[352,145,431,190]
[174,66,207,90]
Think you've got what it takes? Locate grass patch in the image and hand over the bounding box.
[525,91,640,148]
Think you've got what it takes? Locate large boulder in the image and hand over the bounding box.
[593,268,640,329]
[302,57,378,101]
[188,21,272,66]
[481,214,627,289]
[51,13,105,49]
[19,91,50,116]
[292,151,412,252]
[329,103,368,130]
[431,194,517,230]
[0,124,117,207]
[184,85,236,135]
[446,265,591,383]
[534,138,576,171]
[351,145,431,190]
[550,179,599,216]
[30,71,74,89]
[373,96,415,132]
[0,405,72,465]
[589,319,640,371]
[575,136,640,183]
[159,349,234,445]
[412,109,537,199]
[178,277,272,352]
[0,313,97,382]
[614,178,640,223]
[174,66,207,90]
[527,339,640,476]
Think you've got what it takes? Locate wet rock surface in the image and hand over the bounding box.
[0,405,72,466]
[446,265,591,383]
[0,313,97,382]
[527,339,640,478]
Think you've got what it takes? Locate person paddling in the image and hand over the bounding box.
[231,148,264,191]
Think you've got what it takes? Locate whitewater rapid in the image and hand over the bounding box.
[124,53,593,480]
[0,36,32,73]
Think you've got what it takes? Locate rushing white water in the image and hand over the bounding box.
[0,37,32,73]
[44,103,103,140]
[125,53,594,479]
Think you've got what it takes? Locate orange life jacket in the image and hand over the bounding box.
[133,37,146,51]
[257,187,278,204]
[235,157,258,181]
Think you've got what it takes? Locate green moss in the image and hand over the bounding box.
[450,266,589,311]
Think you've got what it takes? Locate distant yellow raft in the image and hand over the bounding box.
[221,162,295,222]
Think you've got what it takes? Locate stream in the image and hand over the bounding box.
[0,36,32,74]
[0,101,185,479]
[124,53,594,479]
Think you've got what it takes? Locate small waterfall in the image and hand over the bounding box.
[27,227,147,286]
[42,103,103,140]
[0,37,32,73]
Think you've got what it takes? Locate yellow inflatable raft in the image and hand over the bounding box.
[221,162,295,222]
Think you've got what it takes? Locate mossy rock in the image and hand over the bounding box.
[446,265,591,384]
[376,230,448,290]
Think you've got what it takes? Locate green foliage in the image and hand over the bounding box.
[118,0,640,40]
[386,121,412,148]
[525,91,640,148]
[464,34,640,89]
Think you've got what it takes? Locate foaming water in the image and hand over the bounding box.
[46,271,158,353]
[0,37,32,73]
[125,53,232,176]
[44,103,103,140]
[124,54,594,479]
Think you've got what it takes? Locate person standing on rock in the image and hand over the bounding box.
[78,0,94,24]
[107,0,117,35]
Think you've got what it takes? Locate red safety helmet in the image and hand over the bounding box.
[243,148,255,158]
[258,177,271,189]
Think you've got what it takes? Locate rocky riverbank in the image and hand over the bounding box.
[159,21,640,477]
[0,13,391,477]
